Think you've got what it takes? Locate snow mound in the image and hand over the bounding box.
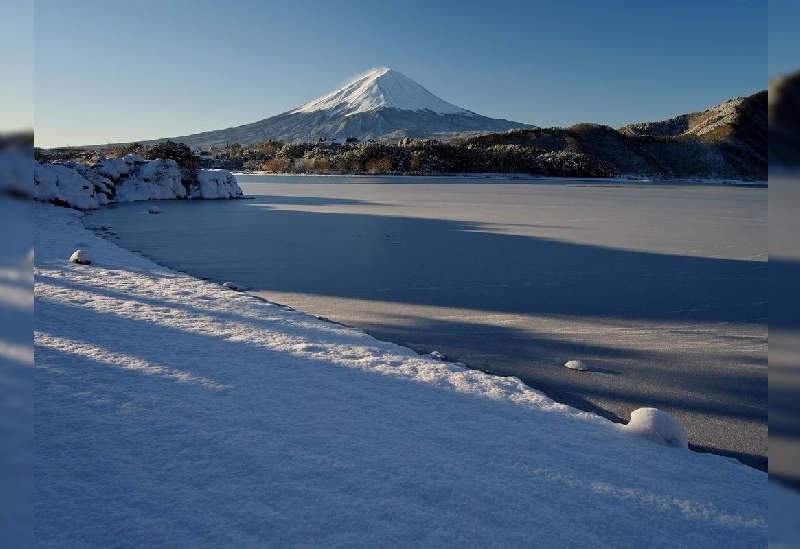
[564,360,588,371]
[621,407,688,449]
[292,67,472,116]
[68,249,92,265]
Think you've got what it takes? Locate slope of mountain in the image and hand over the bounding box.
[165,68,530,148]
[456,90,767,180]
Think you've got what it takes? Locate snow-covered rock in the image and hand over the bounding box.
[115,159,186,202]
[92,157,135,181]
[621,407,689,449]
[188,169,243,199]
[33,158,243,210]
[564,360,588,371]
[34,163,100,210]
[68,249,92,265]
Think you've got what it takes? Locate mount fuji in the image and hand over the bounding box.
[165,68,532,148]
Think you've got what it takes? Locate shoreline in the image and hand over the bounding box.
[232,171,768,186]
[83,179,767,471]
[33,202,773,546]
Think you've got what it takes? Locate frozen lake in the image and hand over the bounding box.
[87,176,768,469]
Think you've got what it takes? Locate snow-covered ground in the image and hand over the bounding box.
[32,202,784,547]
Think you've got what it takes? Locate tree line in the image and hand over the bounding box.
[37,138,618,179]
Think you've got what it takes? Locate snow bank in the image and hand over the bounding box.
[33,203,768,548]
[33,156,243,210]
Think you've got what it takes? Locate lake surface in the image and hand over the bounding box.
[87,175,768,469]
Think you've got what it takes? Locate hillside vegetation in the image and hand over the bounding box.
[454,90,766,180]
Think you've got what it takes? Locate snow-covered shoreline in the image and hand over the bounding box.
[233,170,767,186]
[33,201,779,547]
[33,154,243,210]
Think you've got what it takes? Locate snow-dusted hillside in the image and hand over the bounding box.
[292,67,473,116]
[163,69,530,147]
[618,92,767,143]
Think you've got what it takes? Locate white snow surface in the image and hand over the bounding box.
[33,158,242,210]
[33,204,770,548]
[292,68,473,116]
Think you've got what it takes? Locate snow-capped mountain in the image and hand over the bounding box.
[291,67,473,117]
[164,68,531,148]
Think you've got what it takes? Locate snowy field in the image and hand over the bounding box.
[87,177,768,471]
[30,201,784,547]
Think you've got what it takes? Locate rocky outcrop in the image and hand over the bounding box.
[34,154,243,210]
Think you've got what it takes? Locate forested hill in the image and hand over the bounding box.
[455,90,767,180]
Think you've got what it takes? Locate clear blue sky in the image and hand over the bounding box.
[1,0,34,133]
[34,0,769,148]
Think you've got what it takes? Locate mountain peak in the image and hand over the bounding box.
[291,68,472,116]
